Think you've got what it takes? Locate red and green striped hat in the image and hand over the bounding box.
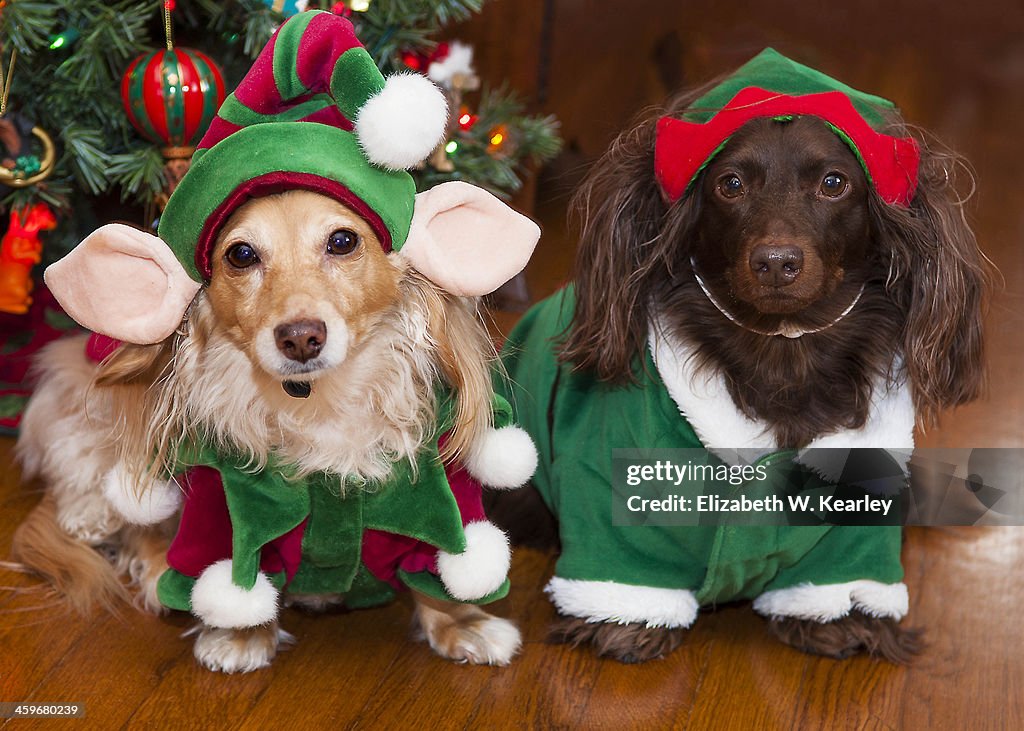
[655,48,920,206]
[158,10,449,282]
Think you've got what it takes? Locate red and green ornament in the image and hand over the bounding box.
[120,47,226,154]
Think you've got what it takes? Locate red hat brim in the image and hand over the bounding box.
[655,87,920,207]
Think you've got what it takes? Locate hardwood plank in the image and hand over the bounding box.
[0,440,96,722]
[234,603,409,730]
[573,629,713,730]
[0,599,90,726]
[349,548,564,731]
[4,611,193,730]
[459,549,612,731]
[679,606,805,730]
[894,527,1024,730]
[122,619,276,731]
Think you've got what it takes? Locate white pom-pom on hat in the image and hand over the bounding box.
[102,464,182,525]
[436,521,511,601]
[356,73,449,171]
[191,560,279,629]
[463,425,539,490]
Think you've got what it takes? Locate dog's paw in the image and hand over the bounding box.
[413,595,521,666]
[191,623,294,673]
[56,500,121,545]
[766,611,923,663]
[422,614,521,666]
[547,616,685,664]
[113,527,172,615]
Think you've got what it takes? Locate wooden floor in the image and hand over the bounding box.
[1,441,1022,730]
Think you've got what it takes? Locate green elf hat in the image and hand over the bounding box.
[655,48,920,206]
[43,10,542,346]
[158,10,449,283]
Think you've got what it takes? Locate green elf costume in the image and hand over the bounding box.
[499,49,918,630]
[45,11,541,631]
[152,394,523,626]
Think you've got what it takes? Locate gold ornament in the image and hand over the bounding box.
[0,123,56,188]
[0,49,57,188]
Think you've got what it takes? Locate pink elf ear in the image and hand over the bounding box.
[44,223,201,345]
[400,181,540,296]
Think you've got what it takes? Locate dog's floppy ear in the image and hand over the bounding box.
[400,181,540,296]
[872,144,991,424]
[44,223,201,344]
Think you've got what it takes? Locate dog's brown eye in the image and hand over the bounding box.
[820,172,849,198]
[718,174,745,199]
[225,243,259,269]
[327,229,360,256]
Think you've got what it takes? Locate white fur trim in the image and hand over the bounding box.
[190,560,279,629]
[356,73,448,170]
[649,321,916,464]
[102,464,182,525]
[463,426,538,489]
[648,321,772,460]
[436,521,511,601]
[796,363,914,482]
[753,580,909,622]
[545,577,699,629]
[804,378,915,452]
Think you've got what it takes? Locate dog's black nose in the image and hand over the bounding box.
[274,319,327,363]
[749,244,804,287]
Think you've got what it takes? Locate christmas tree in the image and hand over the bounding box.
[0,0,559,433]
[0,0,561,267]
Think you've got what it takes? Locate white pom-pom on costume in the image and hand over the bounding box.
[102,463,182,525]
[356,73,448,170]
[191,560,279,629]
[436,521,511,602]
[463,426,538,490]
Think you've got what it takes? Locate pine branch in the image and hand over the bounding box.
[107,145,167,202]
[0,0,561,263]
[62,125,113,195]
[0,1,57,52]
[413,84,562,198]
[353,0,484,71]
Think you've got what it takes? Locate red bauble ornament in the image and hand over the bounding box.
[121,48,226,152]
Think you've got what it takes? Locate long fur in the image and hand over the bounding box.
[768,610,924,663]
[13,191,502,660]
[547,616,685,664]
[12,348,173,615]
[510,84,990,663]
[10,493,130,614]
[559,92,991,447]
[98,269,493,490]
